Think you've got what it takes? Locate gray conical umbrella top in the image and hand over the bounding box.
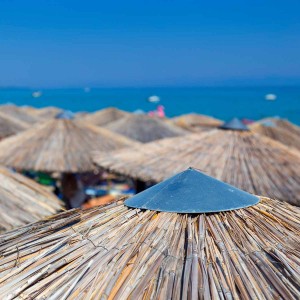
[220,118,249,131]
[125,167,259,213]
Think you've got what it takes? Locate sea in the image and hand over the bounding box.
[0,86,299,125]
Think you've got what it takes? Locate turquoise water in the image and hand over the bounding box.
[0,86,299,124]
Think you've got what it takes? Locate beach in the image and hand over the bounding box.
[0,0,300,297]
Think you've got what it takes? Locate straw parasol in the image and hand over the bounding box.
[18,105,40,116]
[0,166,63,233]
[94,120,300,206]
[0,168,299,299]
[250,118,300,150]
[0,112,28,139]
[257,117,300,136]
[250,122,300,150]
[0,118,139,173]
[81,107,130,127]
[169,113,223,132]
[33,106,63,121]
[105,114,187,143]
[0,104,40,125]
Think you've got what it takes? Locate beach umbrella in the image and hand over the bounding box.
[17,105,40,117]
[0,104,40,125]
[0,112,28,139]
[0,166,63,233]
[0,117,139,207]
[250,119,300,150]
[0,118,138,173]
[33,106,63,121]
[94,119,300,206]
[105,114,187,143]
[257,117,300,136]
[0,168,299,299]
[169,112,223,132]
[81,107,130,127]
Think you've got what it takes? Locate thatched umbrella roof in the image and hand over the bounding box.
[33,106,63,120]
[0,168,299,299]
[105,114,187,143]
[0,104,40,125]
[250,122,300,150]
[94,128,300,206]
[251,118,300,150]
[0,166,63,233]
[0,112,28,139]
[257,117,300,136]
[169,113,223,132]
[0,118,139,173]
[18,105,39,116]
[81,107,130,127]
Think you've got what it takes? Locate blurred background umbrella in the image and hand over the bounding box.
[94,119,300,205]
[104,114,187,143]
[80,107,130,127]
[250,118,300,150]
[0,104,40,125]
[168,112,223,132]
[0,116,139,207]
[0,166,63,233]
[0,112,28,139]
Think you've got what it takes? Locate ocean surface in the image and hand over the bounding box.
[0,86,299,125]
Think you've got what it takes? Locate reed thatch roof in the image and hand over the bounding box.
[0,119,139,173]
[250,122,300,150]
[0,104,40,125]
[257,117,300,136]
[0,112,28,139]
[105,114,187,143]
[0,169,299,299]
[169,113,223,132]
[33,106,63,120]
[94,129,300,206]
[18,106,39,116]
[82,107,130,127]
[0,166,63,233]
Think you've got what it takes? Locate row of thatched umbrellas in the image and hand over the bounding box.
[0,105,298,212]
[1,103,299,146]
[0,104,299,298]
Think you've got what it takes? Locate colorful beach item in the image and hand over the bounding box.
[0,168,298,299]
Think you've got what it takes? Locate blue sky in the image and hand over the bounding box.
[0,0,299,87]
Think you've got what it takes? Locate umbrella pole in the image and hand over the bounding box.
[135,179,147,193]
[61,173,78,209]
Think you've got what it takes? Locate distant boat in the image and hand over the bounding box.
[265,93,277,101]
[32,91,42,98]
[84,87,91,93]
[148,95,160,103]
